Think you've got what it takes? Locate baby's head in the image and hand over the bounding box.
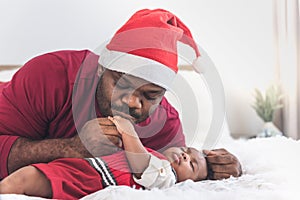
[163,147,207,183]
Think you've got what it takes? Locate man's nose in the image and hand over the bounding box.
[122,94,142,109]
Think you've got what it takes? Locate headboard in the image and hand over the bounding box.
[0,65,21,72]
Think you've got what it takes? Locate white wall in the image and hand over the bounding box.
[0,0,275,138]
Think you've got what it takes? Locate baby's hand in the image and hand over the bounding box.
[108,116,137,138]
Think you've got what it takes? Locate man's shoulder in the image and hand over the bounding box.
[159,97,179,116]
[159,97,172,108]
[46,49,92,55]
[22,49,95,70]
[45,49,94,62]
[23,49,98,77]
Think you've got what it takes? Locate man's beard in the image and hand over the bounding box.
[111,105,143,121]
[98,100,146,123]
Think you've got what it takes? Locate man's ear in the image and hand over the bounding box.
[97,64,104,77]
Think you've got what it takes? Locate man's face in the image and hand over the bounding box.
[96,68,166,124]
[163,147,208,182]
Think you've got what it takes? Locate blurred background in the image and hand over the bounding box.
[0,0,298,139]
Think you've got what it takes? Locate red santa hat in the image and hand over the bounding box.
[99,8,208,90]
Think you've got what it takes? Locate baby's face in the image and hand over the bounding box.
[163,147,207,182]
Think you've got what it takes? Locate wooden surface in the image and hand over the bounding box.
[0,65,21,71]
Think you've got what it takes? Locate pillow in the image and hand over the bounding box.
[165,70,232,149]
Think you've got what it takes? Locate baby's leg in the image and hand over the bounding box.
[0,166,52,198]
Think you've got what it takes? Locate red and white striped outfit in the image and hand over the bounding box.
[32,148,176,200]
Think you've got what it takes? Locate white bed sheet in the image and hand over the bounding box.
[1,137,299,200]
[81,136,300,200]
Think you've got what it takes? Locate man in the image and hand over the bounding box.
[0,8,241,180]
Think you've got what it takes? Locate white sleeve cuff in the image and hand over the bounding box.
[133,154,176,189]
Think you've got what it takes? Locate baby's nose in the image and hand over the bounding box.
[181,152,190,162]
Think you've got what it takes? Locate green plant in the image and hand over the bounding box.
[252,85,283,122]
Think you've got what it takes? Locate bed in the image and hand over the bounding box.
[0,66,299,200]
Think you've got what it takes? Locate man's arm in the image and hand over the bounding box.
[7,118,123,177]
[203,148,242,180]
[7,136,89,175]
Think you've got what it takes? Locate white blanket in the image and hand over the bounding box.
[1,136,299,200]
[80,136,300,200]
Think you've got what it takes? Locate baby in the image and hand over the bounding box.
[0,116,207,199]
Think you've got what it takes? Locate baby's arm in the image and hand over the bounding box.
[0,165,51,198]
[108,116,150,178]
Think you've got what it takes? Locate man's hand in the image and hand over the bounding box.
[6,118,122,176]
[77,118,123,157]
[203,148,242,180]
